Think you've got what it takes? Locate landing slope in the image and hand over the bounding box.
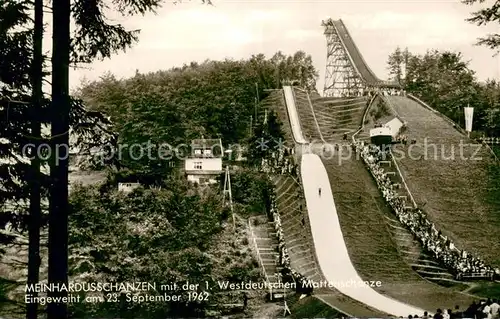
[265,90,386,317]
[301,153,425,317]
[319,146,474,310]
[388,96,500,267]
[308,97,476,310]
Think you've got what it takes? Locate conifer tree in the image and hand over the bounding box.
[48,0,208,317]
[463,0,500,52]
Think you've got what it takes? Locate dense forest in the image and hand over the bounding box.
[76,51,316,144]
[66,169,274,318]
[73,52,317,179]
[64,51,305,316]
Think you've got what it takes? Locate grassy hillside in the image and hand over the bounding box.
[289,296,344,319]
[387,96,500,268]
[321,149,476,310]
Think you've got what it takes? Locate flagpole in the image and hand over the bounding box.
[464,103,473,139]
[467,103,470,138]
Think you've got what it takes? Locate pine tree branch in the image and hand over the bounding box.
[0,230,28,244]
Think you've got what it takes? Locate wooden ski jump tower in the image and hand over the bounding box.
[322,18,364,97]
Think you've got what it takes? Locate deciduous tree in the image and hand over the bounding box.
[387,47,404,84]
[392,47,500,135]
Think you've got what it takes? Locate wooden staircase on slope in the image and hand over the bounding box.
[249,216,283,288]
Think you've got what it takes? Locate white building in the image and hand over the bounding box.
[385,117,404,138]
[184,138,223,185]
[370,117,404,146]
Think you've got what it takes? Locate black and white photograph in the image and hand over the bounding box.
[1,0,499,318]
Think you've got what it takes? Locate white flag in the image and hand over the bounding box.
[464,106,474,132]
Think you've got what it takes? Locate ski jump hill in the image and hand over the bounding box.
[265,18,498,317]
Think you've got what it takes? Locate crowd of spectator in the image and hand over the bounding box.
[459,299,500,319]
[350,87,406,97]
[269,193,309,291]
[262,147,311,294]
[380,88,406,96]
[261,147,298,176]
[353,140,498,280]
[399,299,500,319]
[257,129,498,313]
[396,134,412,145]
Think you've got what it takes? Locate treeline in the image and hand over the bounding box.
[75,51,317,177]
[387,47,500,137]
[2,20,310,316]
[76,51,317,144]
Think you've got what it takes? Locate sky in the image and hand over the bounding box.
[67,0,500,93]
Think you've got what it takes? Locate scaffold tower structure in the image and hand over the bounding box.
[322,18,364,97]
